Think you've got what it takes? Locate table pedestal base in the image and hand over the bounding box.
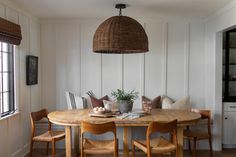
[177,126,184,157]
[123,126,131,157]
[65,126,72,157]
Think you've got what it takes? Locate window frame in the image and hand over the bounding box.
[0,42,15,117]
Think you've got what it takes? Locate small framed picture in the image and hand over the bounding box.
[26,55,38,85]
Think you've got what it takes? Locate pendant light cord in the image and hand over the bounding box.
[119,8,122,16]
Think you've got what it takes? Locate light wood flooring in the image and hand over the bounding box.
[26,149,236,157]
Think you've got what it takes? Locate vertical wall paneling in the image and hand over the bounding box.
[41,23,56,111]
[184,23,190,96]
[189,22,205,108]
[144,21,165,99]
[66,23,81,98]
[140,53,145,96]
[100,54,103,95]
[79,25,82,96]
[214,32,223,151]
[162,23,168,95]
[55,24,76,110]
[30,19,41,111]
[123,53,142,108]
[140,22,146,97]
[55,24,66,110]
[167,23,186,100]
[101,54,122,98]
[46,23,81,110]
[80,21,102,97]
[19,13,31,151]
[120,54,124,89]
[9,115,21,156]
[0,3,5,18]
[99,53,102,97]
[0,119,9,157]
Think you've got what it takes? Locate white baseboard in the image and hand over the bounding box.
[22,143,30,157]
[11,148,22,157]
[10,143,30,157]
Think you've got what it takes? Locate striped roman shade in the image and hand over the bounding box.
[0,17,22,45]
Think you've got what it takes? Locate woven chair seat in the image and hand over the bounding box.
[133,136,176,154]
[184,129,209,140]
[33,131,65,142]
[83,138,116,154]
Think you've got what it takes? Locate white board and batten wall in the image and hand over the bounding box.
[41,20,206,110]
[0,0,41,157]
[1,0,234,155]
[41,19,206,148]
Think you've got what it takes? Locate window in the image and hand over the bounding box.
[0,42,15,117]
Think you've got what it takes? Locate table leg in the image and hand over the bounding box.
[65,126,72,157]
[177,126,184,157]
[123,126,131,157]
[74,126,80,154]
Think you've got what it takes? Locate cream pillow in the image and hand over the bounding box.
[162,96,190,109]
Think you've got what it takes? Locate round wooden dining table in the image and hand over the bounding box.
[48,109,201,157]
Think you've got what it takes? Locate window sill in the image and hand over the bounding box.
[0,111,20,121]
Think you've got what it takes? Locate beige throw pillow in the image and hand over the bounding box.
[162,96,190,109]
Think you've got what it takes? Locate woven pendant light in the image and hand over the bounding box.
[93,4,149,54]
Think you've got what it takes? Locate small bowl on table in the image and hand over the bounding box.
[93,107,106,115]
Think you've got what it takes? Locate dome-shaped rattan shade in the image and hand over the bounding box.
[93,16,149,54]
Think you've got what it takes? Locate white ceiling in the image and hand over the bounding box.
[9,0,233,19]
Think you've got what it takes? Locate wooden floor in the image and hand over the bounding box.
[26,149,236,157]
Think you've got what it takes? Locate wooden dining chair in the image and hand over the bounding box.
[132,119,178,157]
[184,109,212,157]
[30,109,65,157]
[80,121,118,157]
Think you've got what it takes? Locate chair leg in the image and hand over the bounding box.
[188,139,192,153]
[29,140,34,157]
[193,138,197,157]
[209,137,213,157]
[132,142,135,157]
[114,149,118,157]
[52,140,55,157]
[115,139,118,157]
[80,149,84,157]
[46,142,49,155]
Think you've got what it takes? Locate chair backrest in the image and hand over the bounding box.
[191,109,211,120]
[66,91,77,109]
[31,109,48,121]
[81,121,116,138]
[190,109,211,134]
[30,109,51,137]
[147,119,177,135]
[146,119,178,149]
